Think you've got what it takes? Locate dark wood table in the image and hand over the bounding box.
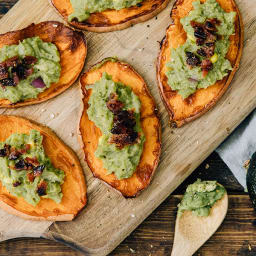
[1,1,256,255]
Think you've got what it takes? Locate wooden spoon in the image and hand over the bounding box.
[171,192,228,256]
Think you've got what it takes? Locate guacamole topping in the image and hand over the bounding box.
[68,0,143,22]
[0,130,65,206]
[166,0,236,98]
[87,72,145,180]
[0,37,61,103]
[178,179,226,217]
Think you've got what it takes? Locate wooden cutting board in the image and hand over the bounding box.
[0,0,255,255]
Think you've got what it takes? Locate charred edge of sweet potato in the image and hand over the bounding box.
[157,0,244,127]
[0,115,87,221]
[79,58,161,197]
[50,0,169,32]
[0,21,87,108]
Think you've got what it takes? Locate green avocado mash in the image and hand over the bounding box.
[0,130,65,206]
[0,37,61,103]
[166,0,236,98]
[178,179,226,217]
[68,0,143,22]
[87,72,145,180]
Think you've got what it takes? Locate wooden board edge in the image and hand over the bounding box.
[44,103,253,256]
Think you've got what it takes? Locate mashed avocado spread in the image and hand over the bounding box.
[87,72,145,180]
[178,179,226,217]
[166,0,236,98]
[0,130,65,206]
[0,37,61,103]
[68,0,143,22]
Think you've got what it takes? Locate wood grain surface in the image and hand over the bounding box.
[0,1,256,255]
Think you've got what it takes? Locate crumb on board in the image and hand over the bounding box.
[130,248,136,254]
[205,164,210,169]
[248,243,252,251]
[244,159,250,169]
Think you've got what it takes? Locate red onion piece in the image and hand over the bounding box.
[31,77,46,88]
[188,77,199,83]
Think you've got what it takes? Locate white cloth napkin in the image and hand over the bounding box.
[216,110,256,189]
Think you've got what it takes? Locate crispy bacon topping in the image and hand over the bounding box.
[14,159,27,170]
[25,157,39,166]
[191,19,220,46]
[106,93,139,149]
[106,93,124,114]
[187,18,220,76]
[8,149,21,161]
[0,144,10,157]
[201,59,214,77]
[37,181,47,196]
[27,172,35,182]
[0,64,8,80]
[0,56,37,88]
[186,52,201,67]
[33,165,45,177]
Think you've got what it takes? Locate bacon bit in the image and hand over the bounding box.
[0,144,10,157]
[201,59,213,76]
[186,52,201,67]
[4,56,19,68]
[19,144,31,154]
[0,78,16,87]
[37,181,47,196]
[0,64,8,80]
[25,68,33,77]
[27,172,35,182]
[106,93,124,114]
[12,73,20,85]
[8,149,21,161]
[33,165,45,177]
[13,181,21,187]
[25,157,39,166]
[23,56,37,65]
[110,132,138,149]
[14,159,27,170]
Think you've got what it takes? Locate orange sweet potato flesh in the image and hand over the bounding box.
[79,59,161,197]
[51,0,169,32]
[157,0,243,127]
[0,21,87,108]
[0,115,87,221]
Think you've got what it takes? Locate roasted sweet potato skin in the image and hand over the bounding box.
[0,115,87,221]
[79,59,161,197]
[0,21,87,108]
[157,0,243,127]
[51,0,169,32]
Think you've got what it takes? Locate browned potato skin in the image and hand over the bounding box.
[79,59,161,197]
[51,0,169,32]
[0,115,87,221]
[157,0,243,127]
[0,21,87,108]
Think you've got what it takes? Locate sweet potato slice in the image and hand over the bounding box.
[157,0,243,127]
[79,58,161,197]
[0,21,87,108]
[0,115,87,221]
[51,0,169,32]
